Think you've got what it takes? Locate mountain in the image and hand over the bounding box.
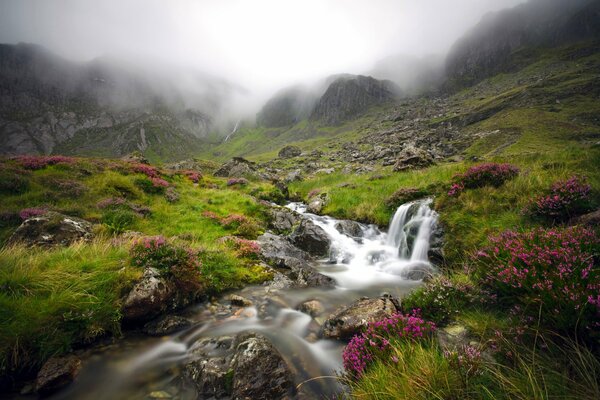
[368,54,445,95]
[310,75,400,125]
[0,43,241,161]
[446,0,600,88]
[256,86,317,128]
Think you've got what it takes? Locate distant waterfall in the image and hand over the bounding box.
[224,120,240,142]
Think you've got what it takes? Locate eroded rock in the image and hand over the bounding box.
[143,315,191,336]
[8,212,94,247]
[35,355,82,395]
[121,268,173,323]
[289,220,331,256]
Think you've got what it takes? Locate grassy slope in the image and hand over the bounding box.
[0,158,279,379]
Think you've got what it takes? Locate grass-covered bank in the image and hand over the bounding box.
[0,156,281,383]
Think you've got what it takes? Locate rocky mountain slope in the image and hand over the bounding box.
[256,86,317,128]
[0,43,238,161]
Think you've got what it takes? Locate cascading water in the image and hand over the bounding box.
[49,200,439,400]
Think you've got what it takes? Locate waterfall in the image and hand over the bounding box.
[385,199,437,262]
[386,203,411,257]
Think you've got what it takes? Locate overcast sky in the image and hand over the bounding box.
[0,0,525,94]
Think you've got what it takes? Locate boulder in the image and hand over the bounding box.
[298,300,324,317]
[307,193,328,214]
[334,220,364,238]
[185,356,232,399]
[121,151,149,164]
[35,355,82,395]
[268,207,301,234]
[213,157,261,179]
[289,220,331,256]
[121,268,174,323]
[278,145,302,159]
[392,145,434,172]
[143,315,191,336]
[231,334,295,400]
[258,233,312,268]
[283,169,303,183]
[230,295,253,307]
[320,297,399,340]
[8,212,94,247]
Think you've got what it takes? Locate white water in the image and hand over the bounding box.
[51,200,439,400]
[224,120,240,142]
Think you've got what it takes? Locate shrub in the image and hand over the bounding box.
[401,274,488,324]
[219,236,261,258]
[15,155,75,170]
[448,163,519,197]
[182,170,201,184]
[19,207,48,220]
[227,178,248,186]
[130,236,202,295]
[134,177,168,194]
[101,209,137,235]
[130,163,159,178]
[475,226,600,337]
[443,345,483,387]
[526,175,592,221]
[0,170,29,194]
[342,311,436,378]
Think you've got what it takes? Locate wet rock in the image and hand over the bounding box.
[294,265,336,288]
[185,356,232,399]
[263,271,295,290]
[298,300,324,317]
[121,268,173,323]
[268,206,301,234]
[35,355,82,395]
[307,193,328,214]
[289,220,331,256]
[401,261,436,280]
[8,212,94,247]
[392,145,434,171]
[428,222,445,266]
[258,233,311,268]
[278,145,302,159]
[143,315,191,336]
[214,157,262,179]
[320,297,399,340]
[231,333,295,400]
[334,220,364,238]
[230,295,253,307]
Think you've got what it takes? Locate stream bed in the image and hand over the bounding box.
[50,200,439,399]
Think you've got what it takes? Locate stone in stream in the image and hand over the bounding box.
[320,296,400,340]
[229,294,253,307]
[258,232,312,268]
[334,220,364,238]
[306,193,328,214]
[8,212,94,247]
[289,220,331,256]
[121,267,174,324]
[268,206,301,234]
[35,355,82,395]
[297,300,324,317]
[231,333,295,400]
[143,315,191,336]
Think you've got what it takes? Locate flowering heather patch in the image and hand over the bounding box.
[201,211,220,220]
[444,345,483,382]
[97,197,127,209]
[15,155,75,170]
[226,177,248,186]
[342,311,436,378]
[448,163,519,197]
[130,163,159,178]
[19,207,48,220]
[182,170,201,183]
[526,175,592,220]
[476,226,600,334]
[130,236,202,294]
[150,177,170,188]
[220,236,261,258]
[221,213,250,228]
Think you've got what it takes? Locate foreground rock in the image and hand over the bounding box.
[289,220,331,256]
[35,355,82,395]
[278,145,302,159]
[334,220,364,238]
[268,206,301,234]
[231,334,295,400]
[121,268,174,324]
[8,212,94,247]
[307,193,329,214]
[213,157,263,179]
[320,297,399,340]
[143,315,191,336]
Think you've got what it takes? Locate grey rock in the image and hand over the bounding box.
[392,145,434,171]
[8,212,93,247]
[213,157,262,179]
[307,193,328,214]
[185,355,232,399]
[121,268,173,323]
[320,297,399,340]
[334,220,364,238]
[35,355,82,395]
[278,145,302,159]
[258,232,312,268]
[298,300,324,317]
[268,206,301,234]
[230,295,253,307]
[289,220,331,257]
[284,169,303,183]
[143,315,191,336]
[231,333,295,400]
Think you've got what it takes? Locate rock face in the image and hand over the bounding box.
[289,220,331,257]
[268,206,301,234]
[257,86,316,127]
[392,145,434,171]
[278,145,302,159]
[143,315,191,336]
[320,297,399,340]
[8,212,93,247]
[445,0,600,88]
[311,75,400,125]
[121,268,174,323]
[35,355,82,395]
[213,157,262,179]
[231,334,295,400]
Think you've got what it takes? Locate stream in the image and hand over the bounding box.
[50,199,438,400]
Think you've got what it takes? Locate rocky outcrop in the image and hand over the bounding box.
[267,206,301,234]
[143,315,191,336]
[278,145,302,159]
[307,193,328,214]
[257,86,316,127]
[311,75,400,125]
[231,334,295,400]
[35,355,82,395]
[392,145,434,171]
[121,268,174,324]
[289,220,331,257]
[320,296,399,340]
[8,212,93,247]
[213,157,263,179]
